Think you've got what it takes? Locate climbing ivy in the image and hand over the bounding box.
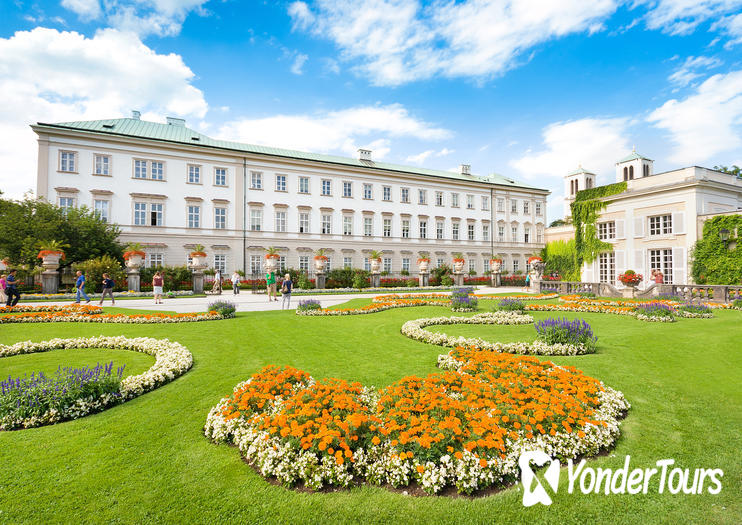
[574,182,628,202]
[571,182,627,269]
[691,215,742,284]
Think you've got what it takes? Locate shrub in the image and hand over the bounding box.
[74,255,125,292]
[207,300,236,318]
[406,278,418,287]
[352,270,369,289]
[297,299,321,311]
[577,292,596,298]
[535,317,597,351]
[297,273,313,290]
[493,298,525,311]
[635,302,674,318]
[400,269,410,276]
[733,299,742,308]
[441,274,454,286]
[450,287,477,311]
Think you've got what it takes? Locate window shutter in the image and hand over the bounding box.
[634,250,644,274]
[633,217,644,238]
[584,262,594,282]
[615,250,625,275]
[673,247,685,284]
[672,212,685,235]
[615,220,625,239]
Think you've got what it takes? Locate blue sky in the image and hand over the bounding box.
[1,1,741,221]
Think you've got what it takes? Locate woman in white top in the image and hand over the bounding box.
[231,271,241,294]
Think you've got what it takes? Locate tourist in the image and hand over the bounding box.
[0,273,6,305]
[211,269,223,295]
[266,269,277,302]
[231,270,241,295]
[280,273,293,310]
[5,270,20,307]
[524,272,531,292]
[654,269,664,284]
[152,271,164,304]
[99,273,116,306]
[74,270,90,304]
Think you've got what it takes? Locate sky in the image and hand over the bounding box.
[1,1,741,222]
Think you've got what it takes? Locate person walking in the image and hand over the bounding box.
[99,273,115,306]
[0,274,7,305]
[524,272,531,292]
[5,270,20,307]
[280,273,293,310]
[231,270,241,295]
[211,269,223,294]
[266,269,277,302]
[75,270,90,304]
[152,271,164,305]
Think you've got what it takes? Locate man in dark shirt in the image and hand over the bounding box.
[5,269,20,307]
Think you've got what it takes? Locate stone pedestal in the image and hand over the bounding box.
[621,285,636,299]
[315,272,326,290]
[418,272,429,287]
[41,270,59,294]
[370,272,380,288]
[126,268,141,292]
[453,272,464,287]
[491,272,501,287]
[192,270,205,294]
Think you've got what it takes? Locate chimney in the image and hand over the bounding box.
[166,116,186,127]
[460,164,471,175]
[131,110,141,120]
[358,148,372,161]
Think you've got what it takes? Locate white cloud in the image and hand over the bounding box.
[640,0,742,36]
[217,104,451,158]
[647,70,742,164]
[405,147,454,164]
[291,53,308,75]
[61,0,102,20]
[509,117,632,182]
[712,13,742,48]
[0,27,208,198]
[288,0,619,86]
[668,55,723,87]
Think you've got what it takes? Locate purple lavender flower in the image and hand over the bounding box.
[535,317,598,350]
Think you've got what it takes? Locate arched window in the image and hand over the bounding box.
[629,165,634,179]
[623,166,628,181]
[643,164,649,177]
[586,177,593,189]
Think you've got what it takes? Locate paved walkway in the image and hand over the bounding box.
[25,286,532,313]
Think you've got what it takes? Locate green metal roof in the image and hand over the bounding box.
[34,117,547,192]
[617,151,653,163]
[566,166,596,176]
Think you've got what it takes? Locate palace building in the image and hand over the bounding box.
[33,113,549,276]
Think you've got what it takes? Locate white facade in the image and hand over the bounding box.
[33,116,548,276]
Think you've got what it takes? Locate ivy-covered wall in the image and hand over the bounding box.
[570,182,627,269]
[691,215,742,284]
[539,239,579,280]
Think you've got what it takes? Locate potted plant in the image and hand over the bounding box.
[37,240,69,270]
[417,251,431,272]
[123,242,146,269]
[618,270,643,287]
[452,252,465,273]
[190,244,208,268]
[368,250,383,273]
[527,256,542,264]
[265,246,280,272]
[489,257,503,273]
[313,248,328,272]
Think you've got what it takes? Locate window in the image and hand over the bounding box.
[60,151,77,172]
[188,205,201,228]
[599,252,616,284]
[451,193,459,207]
[383,186,392,201]
[418,189,427,205]
[436,221,444,240]
[402,258,410,272]
[364,217,373,237]
[325,257,332,271]
[649,215,672,236]
[214,207,227,229]
[497,198,504,212]
[299,176,310,193]
[537,226,544,243]
[134,160,147,179]
[483,224,490,241]
[383,218,392,237]
[524,226,530,243]
[250,255,262,275]
[523,201,529,214]
[629,165,634,179]
[145,253,163,268]
[275,211,286,232]
[452,223,460,240]
[643,164,649,177]
[364,258,371,271]
[278,256,286,272]
[401,187,410,203]
[511,226,518,242]
[188,165,201,184]
[468,259,476,273]
[363,183,372,199]
[250,209,262,231]
[321,179,331,196]
[436,191,443,206]
[94,154,110,175]
[134,202,162,226]
[650,249,673,283]
[436,258,444,268]
[383,258,392,273]
[598,221,616,240]
[321,214,332,234]
[299,256,309,272]
[150,203,163,226]
[511,199,517,214]
[466,195,474,209]
[482,196,490,211]
[276,174,287,192]
[251,171,263,189]
[134,202,147,225]
[214,254,227,274]
[58,196,75,215]
[343,216,353,236]
[299,213,310,233]
[467,224,475,241]
[93,199,109,222]
[535,202,542,216]
[343,181,352,198]
[151,162,164,180]
[402,219,410,238]
[419,220,427,239]
[215,168,227,186]
[513,259,519,272]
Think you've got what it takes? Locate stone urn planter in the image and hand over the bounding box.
[190,251,208,269]
[313,256,327,273]
[124,250,145,270]
[489,259,502,273]
[453,258,465,273]
[370,258,382,273]
[417,258,430,273]
[37,250,65,294]
[38,250,64,271]
[265,254,279,273]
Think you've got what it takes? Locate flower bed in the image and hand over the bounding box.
[634,302,676,322]
[292,286,455,295]
[0,311,230,324]
[0,304,102,314]
[401,312,595,356]
[473,293,559,300]
[21,290,195,300]
[450,287,478,312]
[0,336,193,430]
[296,298,450,316]
[205,350,628,495]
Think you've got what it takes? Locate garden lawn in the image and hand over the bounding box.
[0,300,740,524]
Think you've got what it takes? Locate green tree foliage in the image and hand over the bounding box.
[139,266,193,291]
[0,197,122,269]
[571,182,627,269]
[713,165,741,176]
[539,239,579,280]
[691,215,742,284]
[74,255,125,292]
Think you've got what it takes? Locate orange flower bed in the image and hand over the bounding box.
[298,298,450,316]
[0,310,226,324]
[0,304,101,314]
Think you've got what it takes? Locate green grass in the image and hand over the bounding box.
[0,348,154,380]
[0,301,740,524]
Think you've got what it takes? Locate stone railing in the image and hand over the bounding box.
[539,281,742,303]
[668,284,742,303]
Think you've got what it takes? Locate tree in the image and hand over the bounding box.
[713,165,741,176]
[549,219,568,228]
[0,197,123,269]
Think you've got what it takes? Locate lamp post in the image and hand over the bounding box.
[720,228,730,249]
